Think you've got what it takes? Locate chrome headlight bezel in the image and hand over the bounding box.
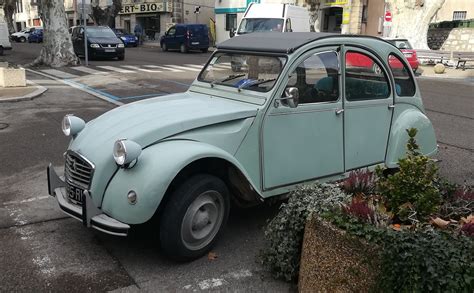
[118,43,125,48]
[62,115,85,137]
[90,43,100,48]
[113,139,142,167]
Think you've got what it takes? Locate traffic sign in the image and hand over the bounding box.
[384,11,392,22]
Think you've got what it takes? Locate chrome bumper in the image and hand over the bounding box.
[47,163,130,236]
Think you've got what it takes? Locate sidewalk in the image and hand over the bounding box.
[417,64,474,81]
[0,82,47,102]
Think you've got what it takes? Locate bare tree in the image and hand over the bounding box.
[90,0,121,28]
[385,0,445,49]
[2,0,16,33]
[30,0,79,67]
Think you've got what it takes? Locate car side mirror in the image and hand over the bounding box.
[229,28,235,38]
[275,87,299,108]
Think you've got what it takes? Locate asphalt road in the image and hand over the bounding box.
[0,42,473,292]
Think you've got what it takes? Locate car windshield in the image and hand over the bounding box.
[198,52,286,93]
[86,27,117,38]
[237,18,284,34]
[388,39,413,50]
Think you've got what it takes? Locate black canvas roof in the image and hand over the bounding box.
[216,32,337,54]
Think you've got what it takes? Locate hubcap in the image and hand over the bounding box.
[181,191,225,251]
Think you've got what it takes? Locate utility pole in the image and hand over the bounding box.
[194,6,200,23]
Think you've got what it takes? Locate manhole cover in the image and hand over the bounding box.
[0,123,9,130]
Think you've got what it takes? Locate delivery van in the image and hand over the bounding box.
[0,20,12,55]
[231,3,310,37]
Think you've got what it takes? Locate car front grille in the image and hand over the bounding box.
[64,152,94,189]
[100,44,117,48]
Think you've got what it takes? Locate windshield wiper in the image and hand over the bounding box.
[211,74,245,87]
[238,78,276,90]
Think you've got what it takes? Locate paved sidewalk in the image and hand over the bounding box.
[417,65,474,81]
[0,82,47,102]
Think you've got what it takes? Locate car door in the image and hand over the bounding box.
[164,26,177,49]
[343,48,394,170]
[72,27,85,55]
[262,48,344,189]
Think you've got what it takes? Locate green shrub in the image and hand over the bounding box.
[376,128,441,221]
[260,183,350,281]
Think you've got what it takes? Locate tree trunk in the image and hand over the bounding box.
[3,0,16,34]
[90,0,121,28]
[304,0,321,32]
[385,0,445,49]
[31,0,79,67]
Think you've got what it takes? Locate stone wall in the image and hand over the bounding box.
[428,27,474,51]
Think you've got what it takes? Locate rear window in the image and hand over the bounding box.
[188,25,207,34]
[387,39,413,50]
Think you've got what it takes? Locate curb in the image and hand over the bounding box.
[26,68,123,106]
[0,80,48,103]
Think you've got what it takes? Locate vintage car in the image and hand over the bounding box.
[47,32,437,261]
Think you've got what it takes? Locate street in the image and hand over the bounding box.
[1,42,473,292]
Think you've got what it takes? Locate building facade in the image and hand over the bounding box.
[432,0,473,23]
[12,0,42,30]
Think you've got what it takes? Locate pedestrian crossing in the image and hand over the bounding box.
[37,63,222,80]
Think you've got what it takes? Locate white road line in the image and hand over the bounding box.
[143,65,184,72]
[121,65,162,73]
[185,64,204,69]
[163,65,202,72]
[3,195,50,206]
[70,66,104,75]
[41,69,78,79]
[97,65,134,73]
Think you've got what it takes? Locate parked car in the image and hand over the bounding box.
[160,24,209,53]
[48,32,437,261]
[28,28,43,43]
[385,38,420,72]
[10,27,41,43]
[71,26,125,60]
[0,20,12,55]
[113,28,138,47]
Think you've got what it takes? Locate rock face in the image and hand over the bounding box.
[298,217,380,292]
[434,63,446,74]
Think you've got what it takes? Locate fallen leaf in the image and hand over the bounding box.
[431,217,450,228]
[208,252,218,260]
[392,224,401,231]
[460,215,474,224]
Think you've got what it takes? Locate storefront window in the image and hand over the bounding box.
[226,14,237,31]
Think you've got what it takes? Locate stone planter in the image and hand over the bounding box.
[0,67,26,87]
[298,217,380,292]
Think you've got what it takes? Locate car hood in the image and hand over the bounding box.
[70,91,258,206]
[87,37,121,44]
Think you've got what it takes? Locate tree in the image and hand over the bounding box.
[31,0,79,67]
[90,0,121,28]
[1,0,16,33]
[385,0,446,49]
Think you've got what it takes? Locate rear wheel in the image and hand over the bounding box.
[201,48,208,53]
[180,43,188,53]
[159,174,230,261]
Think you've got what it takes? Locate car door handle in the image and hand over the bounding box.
[388,104,395,110]
[335,109,344,115]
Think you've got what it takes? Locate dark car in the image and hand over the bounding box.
[113,28,138,47]
[160,24,209,53]
[28,28,43,43]
[71,26,125,60]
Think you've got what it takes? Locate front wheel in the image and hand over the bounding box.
[19,37,26,43]
[180,43,188,53]
[117,54,125,61]
[159,174,230,261]
[161,43,167,51]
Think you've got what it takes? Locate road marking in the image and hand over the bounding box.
[198,278,225,290]
[163,65,202,72]
[70,66,104,75]
[184,64,204,69]
[121,65,162,73]
[143,65,184,72]
[3,195,50,206]
[97,65,134,73]
[41,69,78,79]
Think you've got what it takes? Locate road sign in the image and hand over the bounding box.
[384,11,392,22]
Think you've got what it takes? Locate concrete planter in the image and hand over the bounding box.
[0,67,26,87]
[298,217,380,292]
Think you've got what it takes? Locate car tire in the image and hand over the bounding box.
[159,174,230,261]
[19,37,26,43]
[201,48,208,53]
[161,43,168,52]
[180,44,188,53]
[117,55,125,61]
[133,43,138,47]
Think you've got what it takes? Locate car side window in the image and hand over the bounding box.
[167,27,176,36]
[345,51,390,101]
[286,51,339,104]
[388,53,416,97]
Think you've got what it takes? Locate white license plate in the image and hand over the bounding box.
[191,42,199,45]
[105,49,115,52]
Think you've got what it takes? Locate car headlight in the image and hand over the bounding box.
[120,36,126,40]
[62,115,85,137]
[135,36,138,41]
[113,139,142,167]
[118,43,125,48]
[90,43,100,48]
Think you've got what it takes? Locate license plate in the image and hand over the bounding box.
[66,184,84,203]
[191,42,199,45]
[104,49,115,52]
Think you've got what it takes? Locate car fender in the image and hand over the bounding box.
[385,105,437,168]
[101,139,259,224]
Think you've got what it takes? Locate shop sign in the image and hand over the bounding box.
[342,11,350,24]
[119,2,172,14]
[322,0,348,6]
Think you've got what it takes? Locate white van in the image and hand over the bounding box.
[0,20,12,55]
[231,3,310,37]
